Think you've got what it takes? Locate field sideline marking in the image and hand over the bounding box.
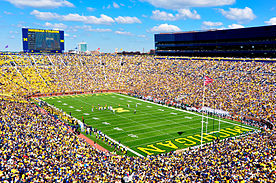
[71,94,239,145]
[40,96,144,157]
[104,118,202,135]
[67,95,145,157]
[112,119,233,144]
[114,93,256,131]
[79,95,181,138]
[73,111,201,127]
[48,93,255,157]
[101,117,201,131]
[104,133,145,157]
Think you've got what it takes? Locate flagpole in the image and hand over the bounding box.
[219,103,221,132]
[206,111,208,134]
[212,108,214,133]
[201,75,205,146]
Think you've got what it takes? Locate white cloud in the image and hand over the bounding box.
[72,25,112,32]
[177,9,201,19]
[142,0,235,9]
[64,33,70,37]
[228,24,244,29]
[10,35,15,39]
[87,7,96,11]
[62,14,87,22]
[219,7,256,23]
[31,10,140,25]
[63,13,107,24]
[44,22,67,30]
[5,0,74,8]
[137,34,146,38]
[265,17,276,25]
[151,10,176,21]
[85,14,115,24]
[113,2,120,8]
[92,28,112,32]
[9,31,19,34]
[4,11,12,15]
[115,31,133,36]
[31,10,115,25]
[30,10,60,20]
[149,23,181,32]
[151,9,200,21]
[203,21,223,27]
[73,25,91,30]
[16,24,26,28]
[115,16,142,24]
[88,28,112,32]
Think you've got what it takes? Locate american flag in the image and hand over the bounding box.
[204,76,213,86]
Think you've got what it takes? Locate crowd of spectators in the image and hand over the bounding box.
[0,54,275,124]
[0,96,275,182]
[0,54,275,182]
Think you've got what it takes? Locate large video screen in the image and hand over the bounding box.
[22,28,64,53]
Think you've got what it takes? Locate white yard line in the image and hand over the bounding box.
[108,122,201,137]
[103,131,144,157]
[69,96,146,157]
[105,118,201,135]
[102,118,200,131]
[42,97,144,157]
[84,96,183,138]
[114,93,256,131]
[43,93,256,157]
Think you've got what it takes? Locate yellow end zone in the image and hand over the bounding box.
[137,126,252,155]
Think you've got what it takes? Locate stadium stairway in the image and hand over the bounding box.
[30,55,53,91]
[57,55,74,91]
[12,62,31,86]
[47,55,72,92]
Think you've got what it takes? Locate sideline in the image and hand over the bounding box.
[40,98,144,157]
[78,134,109,152]
[38,100,109,153]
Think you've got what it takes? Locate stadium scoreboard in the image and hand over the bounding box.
[22,28,64,53]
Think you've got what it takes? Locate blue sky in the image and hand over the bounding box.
[0,0,275,53]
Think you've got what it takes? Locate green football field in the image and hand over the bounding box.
[40,93,257,157]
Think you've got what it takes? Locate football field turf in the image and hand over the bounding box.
[40,93,257,157]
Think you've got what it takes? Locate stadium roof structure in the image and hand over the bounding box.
[155,25,276,58]
[158,25,275,34]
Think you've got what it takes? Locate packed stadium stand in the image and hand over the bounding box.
[0,54,275,182]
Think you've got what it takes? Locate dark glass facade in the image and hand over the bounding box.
[155,25,276,58]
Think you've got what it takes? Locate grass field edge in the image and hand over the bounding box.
[39,93,260,156]
[40,98,145,157]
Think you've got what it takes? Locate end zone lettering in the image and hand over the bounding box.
[136,126,251,156]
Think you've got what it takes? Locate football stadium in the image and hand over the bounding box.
[1,2,276,182]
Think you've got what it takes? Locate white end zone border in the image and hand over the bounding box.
[36,98,144,157]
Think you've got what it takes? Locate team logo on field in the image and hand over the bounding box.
[113,107,130,113]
